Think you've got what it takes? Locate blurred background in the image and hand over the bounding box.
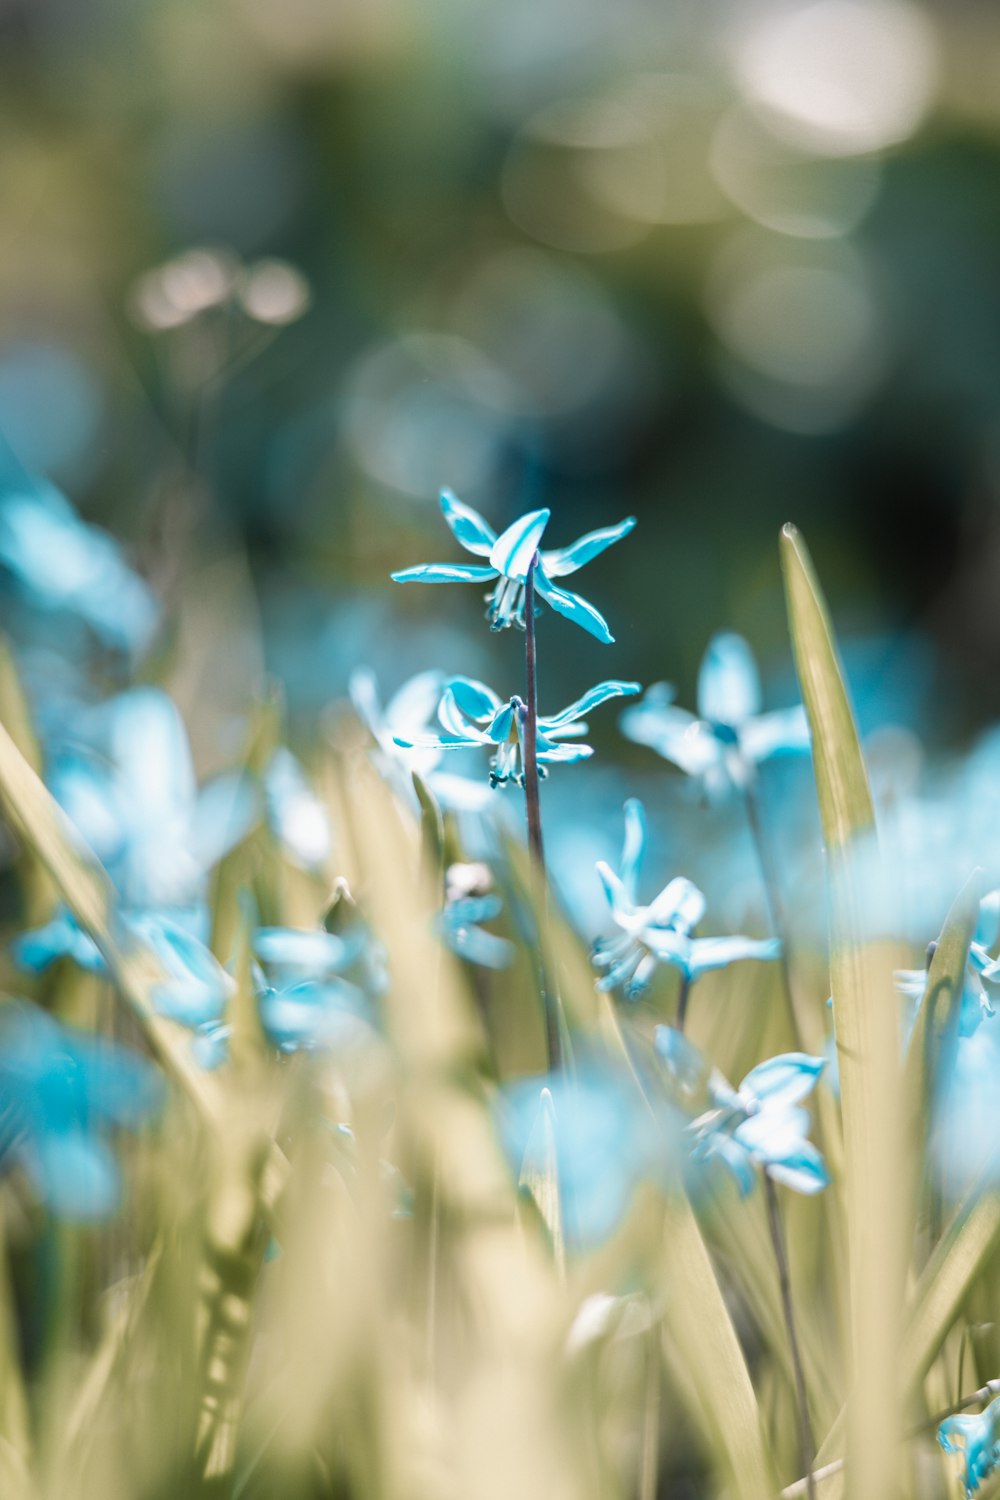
[3,0,1000,925]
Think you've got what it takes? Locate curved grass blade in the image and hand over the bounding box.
[659,1192,776,1500]
[781,524,905,1500]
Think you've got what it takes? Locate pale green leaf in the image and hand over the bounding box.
[781,524,906,1500]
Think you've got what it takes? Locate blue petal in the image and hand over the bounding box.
[697,633,761,727]
[620,696,724,777]
[485,701,518,744]
[684,935,782,978]
[739,1052,824,1108]
[391,562,498,583]
[259,979,371,1053]
[536,742,594,765]
[254,926,362,976]
[128,912,234,1028]
[975,889,1000,951]
[263,751,329,871]
[596,861,638,924]
[442,676,502,724]
[385,670,447,736]
[740,706,811,762]
[763,1145,830,1196]
[533,569,615,643]
[32,1130,121,1220]
[13,909,106,975]
[654,1025,709,1097]
[194,771,260,871]
[439,488,496,557]
[701,1132,757,1196]
[542,680,641,730]
[620,799,645,903]
[540,516,636,577]
[489,508,550,581]
[646,877,706,934]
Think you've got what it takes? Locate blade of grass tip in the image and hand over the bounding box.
[518,1085,565,1278]
[658,1189,776,1500]
[902,870,981,1242]
[781,524,906,1500]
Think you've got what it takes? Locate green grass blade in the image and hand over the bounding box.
[902,870,980,1184]
[781,524,906,1500]
[659,1192,776,1500]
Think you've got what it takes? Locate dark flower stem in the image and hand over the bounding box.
[765,1172,816,1500]
[743,763,799,1038]
[675,973,692,1032]
[523,554,561,1072]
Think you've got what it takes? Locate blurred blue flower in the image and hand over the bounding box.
[498,1063,673,1248]
[391,490,635,643]
[621,633,809,798]
[438,864,514,968]
[656,1028,829,1196]
[895,887,1000,1039]
[126,910,234,1030]
[47,688,257,908]
[0,1000,162,1220]
[252,915,382,1054]
[593,799,781,998]
[13,905,105,975]
[939,1396,1000,1497]
[0,449,157,658]
[264,747,331,872]
[394,675,640,787]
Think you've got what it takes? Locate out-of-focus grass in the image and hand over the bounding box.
[0,526,997,1500]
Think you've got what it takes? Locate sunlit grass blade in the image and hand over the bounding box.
[902,869,980,1200]
[0,710,292,1229]
[902,1180,1000,1395]
[658,1191,776,1500]
[781,523,906,1500]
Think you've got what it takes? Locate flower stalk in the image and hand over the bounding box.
[764,1172,816,1500]
[522,553,561,1072]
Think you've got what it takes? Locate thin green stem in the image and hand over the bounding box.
[522,555,560,1071]
[523,557,545,869]
[765,1172,816,1500]
[743,763,798,1038]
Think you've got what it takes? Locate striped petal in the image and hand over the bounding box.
[540,516,636,577]
[391,562,498,584]
[439,488,496,556]
[533,569,614,643]
[542,679,641,730]
[490,508,550,581]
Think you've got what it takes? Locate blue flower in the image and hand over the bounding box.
[264,748,332,872]
[126,910,235,1030]
[0,450,158,658]
[939,1396,1000,1497]
[620,632,810,797]
[393,675,640,787]
[46,688,257,909]
[13,905,105,975]
[656,1028,829,1196]
[252,914,382,1054]
[438,863,514,968]
[498,1063,673,1248]
[0,1001,162,1220]
[593,799,781,998]
[391,490,635,643]
[895,887,1000,1038]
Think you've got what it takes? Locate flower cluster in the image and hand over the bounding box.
[593,798,781,999]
